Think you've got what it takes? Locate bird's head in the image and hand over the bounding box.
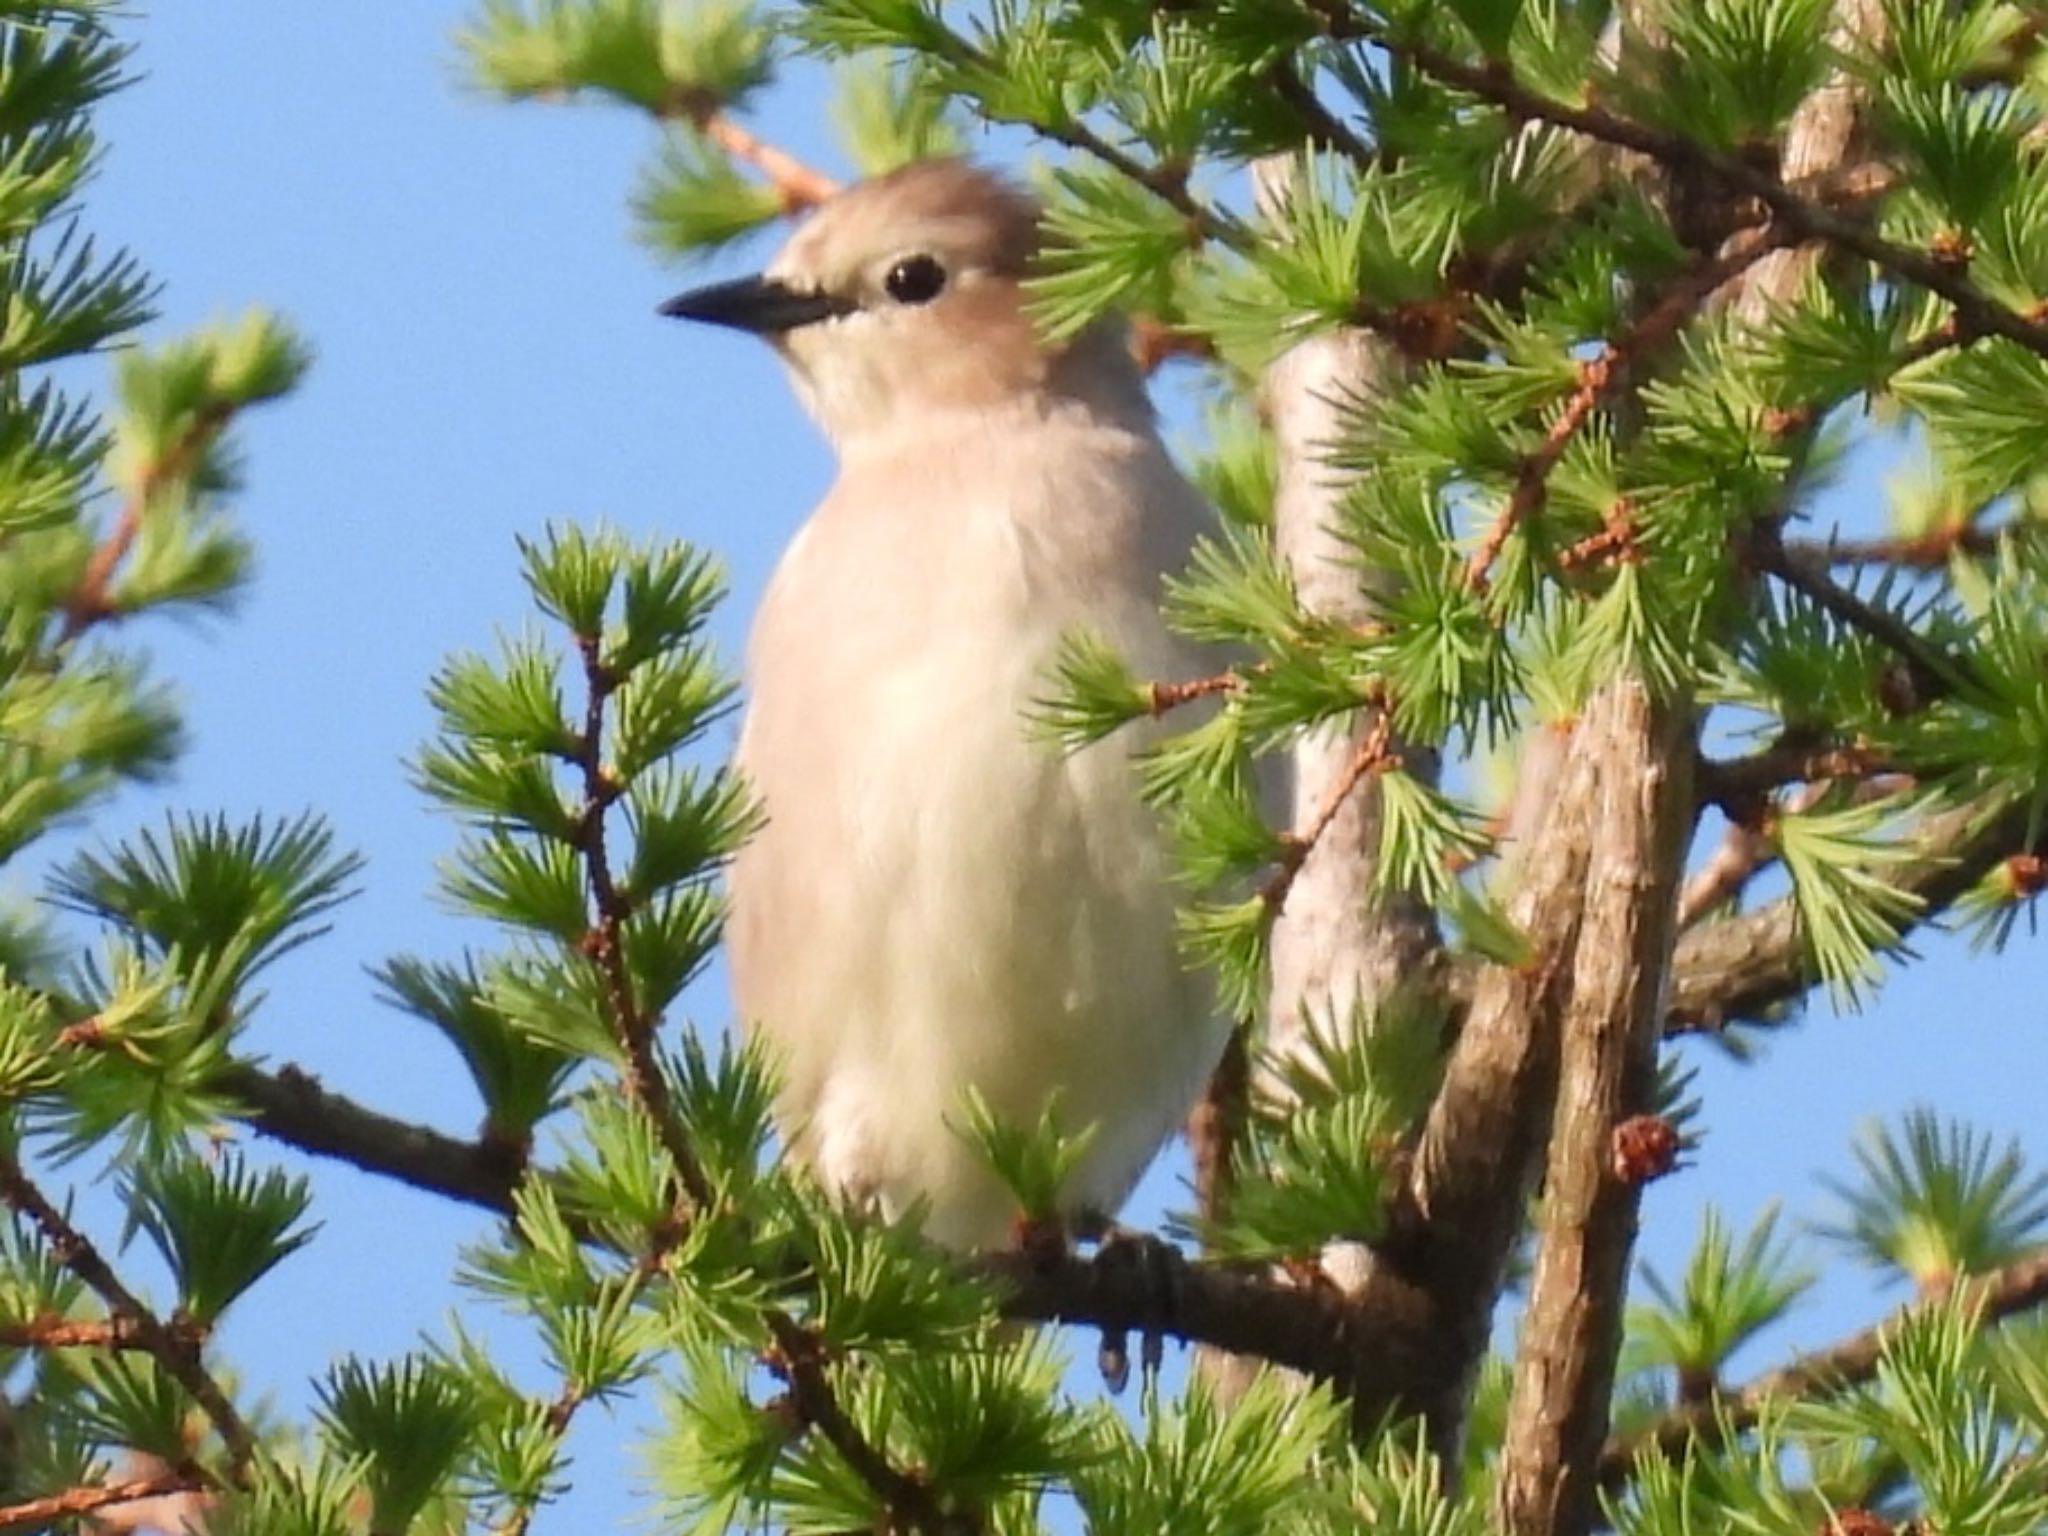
[660,159,1140,448]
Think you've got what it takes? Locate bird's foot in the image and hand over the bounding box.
[1090,1223,1184,1395]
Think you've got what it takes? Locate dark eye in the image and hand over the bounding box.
[884,255,947,305]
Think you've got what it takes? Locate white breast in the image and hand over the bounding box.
[726,414,1225,1248]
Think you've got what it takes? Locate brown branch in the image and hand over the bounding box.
[0,1469,205,1533]
[1258,705,1398,916]
[690,109,842,211]
[1386,704,1606,1451]
[1495,683,1693,1536]
[1695,734,1892,817]
[1666,792,2040,1034]
[1463,230,1785,593]
[1599,1245,2048,1486]
[572,633,716,1216]
[1784,521,2005,570]
[763,1310,970,1535]
[60,402,234,640]
[0,1314,155,1351]
[1147,669,1242,714]
[200,1058,1382,1393]
[219,1060,526,1212]
[0,1149,255,1474]
[1344,26,2048,362]
[1751,530,1962,705]
[1187,1025,1250,1222]
[978,1234,1359,1380]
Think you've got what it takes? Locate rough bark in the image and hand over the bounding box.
[1493,683,1694,1536]
[1382,721,1606,1448]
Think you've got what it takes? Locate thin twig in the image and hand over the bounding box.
[1677,777,1912,930]
[564,661,957,1531]
[492,1381,588,1536]
[764,1310,969,1535]
[60,402,234,640]
[659,95,843,210]
[0,1469,205,1533]
[1784,521,2005,570]
[911,28,1248,251]
[1464,229,1786,592]
[1269,58,1376,169]
[1751,530,1962,704]
[1599,1246,2048,1486]
[1666,792,2043,1034]
[571,632,716,1216]
[0,1314,155,1351]
[1259,706,1399,915]
[1148,669,1243,714]
[1676,819,1777,929]
[1554,499,1641,575]
[0,1149,255,1474]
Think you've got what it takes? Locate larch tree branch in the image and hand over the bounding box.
[0,1469,205,1534]
[1495,682,1694,1536]
[1666,792,2042,1035]
[1252,149,1441,1100]
[1386,718,1606,1449]
[1492,30,1879,1527]
[1187,152,1446,1406]
[0,1148,255,1477]
[1335,20,2048,361]
[60,400,234,641]
[1599,1245,2048,1487]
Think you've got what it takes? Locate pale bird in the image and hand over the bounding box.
[662,160,1226,1249]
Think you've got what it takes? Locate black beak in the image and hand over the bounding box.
[658,275,854,334]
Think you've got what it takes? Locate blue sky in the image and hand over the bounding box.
[32,2,2045,1527]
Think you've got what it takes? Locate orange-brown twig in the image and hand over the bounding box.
[1463,230,1787,595]
[0,1469,206,1533]
[491,1380,589,1536]
[1149,671,1243,714]
[0,1313,155,1351]
[0,1149,254,1475]
[570,633,716,1216]
[1787,521,2005,570]
[1129,315,1217,375]
[688,107,842,211]
[1260,706,1400,915]
[1556,499,1641,574]
[762,1311,958,1535]
[61,402,234,641]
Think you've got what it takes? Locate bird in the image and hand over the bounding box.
[662,159,1227,1250]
